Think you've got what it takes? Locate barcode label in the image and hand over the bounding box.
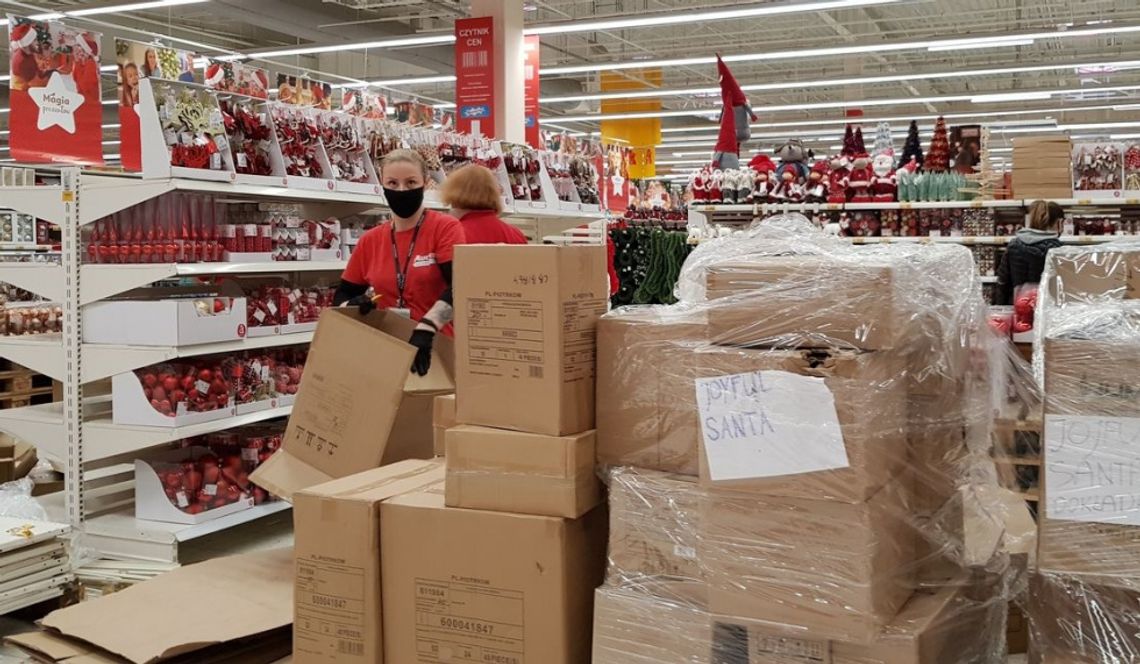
[337,640,364,656]
[462,50,489,69]
[528,365,543,379]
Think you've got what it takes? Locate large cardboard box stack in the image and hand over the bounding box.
[592,236,1010,662]
[380,244,609,663]
[1030,246,1140,662]
[1012,136,1073,199]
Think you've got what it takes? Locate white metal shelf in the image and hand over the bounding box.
[82,330,315,382]
[0,184,68,223]
[0,263,65,302]
[0,336,65,381]
[0,402,64,462]
[82,404,293,464]
[80,260,347,304]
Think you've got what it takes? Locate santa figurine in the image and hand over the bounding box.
[804,160,830,202]
[690,169,708,203]
[827,154,850,204]
[847,152,873,202]
[711,55,757,170]
[871,151,897,202]
[749,154,776,203]
[708,169,723,203]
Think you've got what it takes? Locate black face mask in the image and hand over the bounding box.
[383,187,425,219]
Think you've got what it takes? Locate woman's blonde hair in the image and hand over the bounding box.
[440,164,503,213]
[1027,200,1064,231]
[380,149,429,181]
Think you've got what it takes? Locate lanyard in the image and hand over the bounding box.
[391,210,427,309]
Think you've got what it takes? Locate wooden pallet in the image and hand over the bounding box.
[0,363,58,410]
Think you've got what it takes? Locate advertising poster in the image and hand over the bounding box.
[342,89,387,119]
[523,35,541,148]
[454,16,494,137]
[275,74,332,109]
[115,38,198,170]
[204,59,269,99]
[9,16,104,165]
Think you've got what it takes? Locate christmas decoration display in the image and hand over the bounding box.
[826,153,850,204]
[838,210,880,236]
[275,73,332,109]
[86,194,225,264]
[1072,142,1123,191]
[1,303,62,336]
[316,112,373,184]
[609,225,692,306]
[1125,143,1140,191]
[153,80,229,171]
[872,122,895,156]
[571,155,601,205]
[243,284,335,332]
[503,143,544,202]
[748,154,777,202]
[342,89,388,119]
[271,104,325,179]
[115,38,199,171]
[870,151,897,202]
[219,97,274,177]
[771,140,810,202]
[925,116,951,172]
[711,55,756,170]
[9,16,104,165]
[897,120,924,171]
[804,160,830,202]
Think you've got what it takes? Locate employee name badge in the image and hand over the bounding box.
[389,307,411,318]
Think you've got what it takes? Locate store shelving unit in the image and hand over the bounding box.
[0,168,604,563]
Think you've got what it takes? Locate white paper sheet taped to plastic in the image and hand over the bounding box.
[695,369,849,482]
[1045,414,1140,526]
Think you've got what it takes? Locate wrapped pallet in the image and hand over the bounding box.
[592,216,1016,662]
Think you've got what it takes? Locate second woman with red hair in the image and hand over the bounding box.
[440,164,528,245]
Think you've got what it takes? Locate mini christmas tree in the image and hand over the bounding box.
[925,116,951,172]
[897,120,924,170]
[841,124,856,156]
[853,126,867,154]
[873,122,895,155]
[961,126,1010,200]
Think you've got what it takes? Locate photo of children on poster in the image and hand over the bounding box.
[8,16,104,165]
[275,74,332,110]
[115,38,199,171]
[204,60,269,100]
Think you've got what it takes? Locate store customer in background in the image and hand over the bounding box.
[440,164,528,245]
[334,149,464,376]
[996,200,1064,305]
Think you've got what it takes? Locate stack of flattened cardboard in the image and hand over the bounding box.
[1011,136,1073,199]
[592,236,1012,663]
[0,516,72,615]
[379,244,610,664]
[7,548,293,663]
[1028,247,1140,662]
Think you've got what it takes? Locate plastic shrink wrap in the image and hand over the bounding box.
[1028,244,1140,663]
[592,216,1020,663]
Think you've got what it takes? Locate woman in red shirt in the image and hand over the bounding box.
[335,150,464,375]
[440,164,528,245]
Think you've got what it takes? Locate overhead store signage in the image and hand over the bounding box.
[524,35,541,148]
[115,38,200,171]
[9,16,104,165]
[455,16,495,137]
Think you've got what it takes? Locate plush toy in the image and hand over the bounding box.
[735,168,753,205]
[722,169,739,205]
[708,169,723,203]
[749,154,776,203]
[827,154,850,204]
[847,152,873,202]
[690,169,707,202]
[771,140,809,202]
[711,56,756,170]
[804,160,830,202]
[871,151,897,202]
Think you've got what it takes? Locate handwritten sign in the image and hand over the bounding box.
[1045,414,1140,526]
[695,370,849,482]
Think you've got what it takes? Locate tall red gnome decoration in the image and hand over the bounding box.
[711,55,756,170]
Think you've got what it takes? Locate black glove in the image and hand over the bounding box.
[343,294,376,316]
[409,328,435,376]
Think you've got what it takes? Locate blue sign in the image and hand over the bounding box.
[525,114,536,128]
[461,105,490,119]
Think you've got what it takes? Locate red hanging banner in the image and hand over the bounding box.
[9,16,104,166]
[454,16,495,138]
[523,35,541,148]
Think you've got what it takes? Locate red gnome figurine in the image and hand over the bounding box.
[711,55,756,170]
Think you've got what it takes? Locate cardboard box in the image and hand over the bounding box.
[701,479,915,644]
[454,244,608,436]
[432,394,456,456]
[83,286,247,346]
[1047,248,1140,303]
[444,425,601,518]
[381,487,607,664]
[1028,570,1140,664]
[251,308,454,499]
[591,587,711,664]
[704,257,900,350]
[292,459,444,664]
[690,345,908,503]
[36,548,293,664]
[712,583,1001,664]
[1039,338,1140,579]
[606,467,706,605]
[8,629,292,663]
[596,307,707,475]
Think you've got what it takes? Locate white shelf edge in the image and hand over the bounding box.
[0,263,65,302]
[0,185,67,223]
[0,336,65,381]
[80,261,347,304]
[83,404,293,463]
[82,330,314,382]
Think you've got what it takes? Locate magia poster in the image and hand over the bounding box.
[115,38,198,171]
[9,16,104,165]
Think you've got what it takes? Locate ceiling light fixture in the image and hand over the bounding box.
[524,0,901,36]
[0,0,209,25]
[927,38,1035,52]
[240,33,456,60]
[970,91,1055,103]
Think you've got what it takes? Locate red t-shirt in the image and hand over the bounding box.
[342,210,464,324]
[459,210,528,245]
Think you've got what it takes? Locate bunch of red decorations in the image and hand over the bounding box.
[272,105,324,178]
[1013,284,1038,334]
[244,285,334,330]
[86,193,224,264]
[220,98,274,177]
[231,346,307,407]
[154,423,284,514]
[135,361,232,417]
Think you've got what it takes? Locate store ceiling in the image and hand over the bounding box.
[1,0,1140,169]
